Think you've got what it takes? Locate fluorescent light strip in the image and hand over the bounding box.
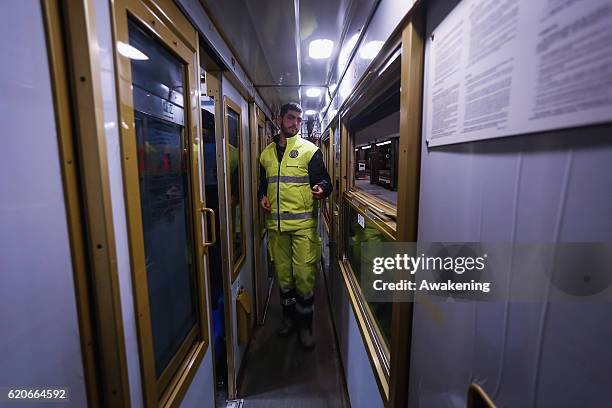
[117,41,149,60]
[306,88,321,97]
[360,40,384,60]
[309,39,334,59]
[376,140,391,146]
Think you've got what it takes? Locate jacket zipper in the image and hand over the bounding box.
[276,147,281,231]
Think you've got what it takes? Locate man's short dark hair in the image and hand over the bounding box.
[280,102,302,117]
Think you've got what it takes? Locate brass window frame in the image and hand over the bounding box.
[331,122,342,248]
[339,196,394,401]
[321,133,331,233]
[467,384,497,408]
[388,12,425,408]
[224,96,247,282]
[110,0,209,406]
[331,7,425,407]
[345,52,402,236]
[337,256,390,401]
[344,193,397,243]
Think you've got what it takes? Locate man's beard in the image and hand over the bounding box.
[282,124,299,137]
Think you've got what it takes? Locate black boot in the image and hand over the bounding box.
[278,288,296,337]
[278,304,295,337]
[298,315,315,349]
[296,293,315,349]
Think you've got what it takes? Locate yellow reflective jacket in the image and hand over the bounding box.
[260,135,319,231]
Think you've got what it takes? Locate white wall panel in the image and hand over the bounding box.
[341,282,384,408]
[0,1,87,405]
[410,3,612,406]
[180,348,215,408]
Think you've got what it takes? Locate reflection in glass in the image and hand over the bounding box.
[257,125,266,235]
[346,204,391,345]
[322,139,331,221]
[129,18,197,378]
[333,127,340,211]
[227,106,243,267]
[351,83,400,206]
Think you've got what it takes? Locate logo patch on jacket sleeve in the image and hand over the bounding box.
[289,149,299,158]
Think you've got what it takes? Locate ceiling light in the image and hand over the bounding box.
[306,88,321,97]
[361,145,371,150]
[376,140,391,146]
[305,109,317,115]
[339,82,351,98]
[339,34,359,68]
[117,41,149,60]
[309,39,334,59]
[359,40,384,60]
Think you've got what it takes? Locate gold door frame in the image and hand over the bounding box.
[210,75,237,399]
[110,0,209,406]
[199,69,225,408]
[250,103,265,324]
[41,0,130,405]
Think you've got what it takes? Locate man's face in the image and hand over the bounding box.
[279,109,302,137]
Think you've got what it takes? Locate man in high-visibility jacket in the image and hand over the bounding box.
[258,102,332,349]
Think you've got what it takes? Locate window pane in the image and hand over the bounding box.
[333,127,340,211]
[227,106,243,266]
[352,83,400,206]
[257,125,266,235]
[345,203,392,346]
[323,139,331,219]
[129,18,197,378]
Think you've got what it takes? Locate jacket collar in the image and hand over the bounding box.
[285,134,300,147]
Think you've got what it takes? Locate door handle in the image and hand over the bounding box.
[201,207,217,248]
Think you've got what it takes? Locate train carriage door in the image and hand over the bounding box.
[198,65,231,402]
[111,0,212,405]
[251,105,274,325]
[220,76,254,399]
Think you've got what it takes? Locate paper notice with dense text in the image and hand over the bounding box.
[423,0,612,147]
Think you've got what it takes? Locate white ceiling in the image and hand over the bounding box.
[199,0,378,120]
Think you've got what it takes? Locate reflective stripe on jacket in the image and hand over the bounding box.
[260,135,319,231]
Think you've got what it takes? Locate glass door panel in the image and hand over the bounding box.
[128,17,197,378]
[226,106,244,271]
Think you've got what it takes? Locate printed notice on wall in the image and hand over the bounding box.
[423,0,612,147]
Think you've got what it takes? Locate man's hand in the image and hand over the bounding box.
[260,196,271,212]
[311,184,325,200]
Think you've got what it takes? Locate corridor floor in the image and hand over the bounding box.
[235,267,350,407]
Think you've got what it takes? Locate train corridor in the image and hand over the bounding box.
[233,266,350,408]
